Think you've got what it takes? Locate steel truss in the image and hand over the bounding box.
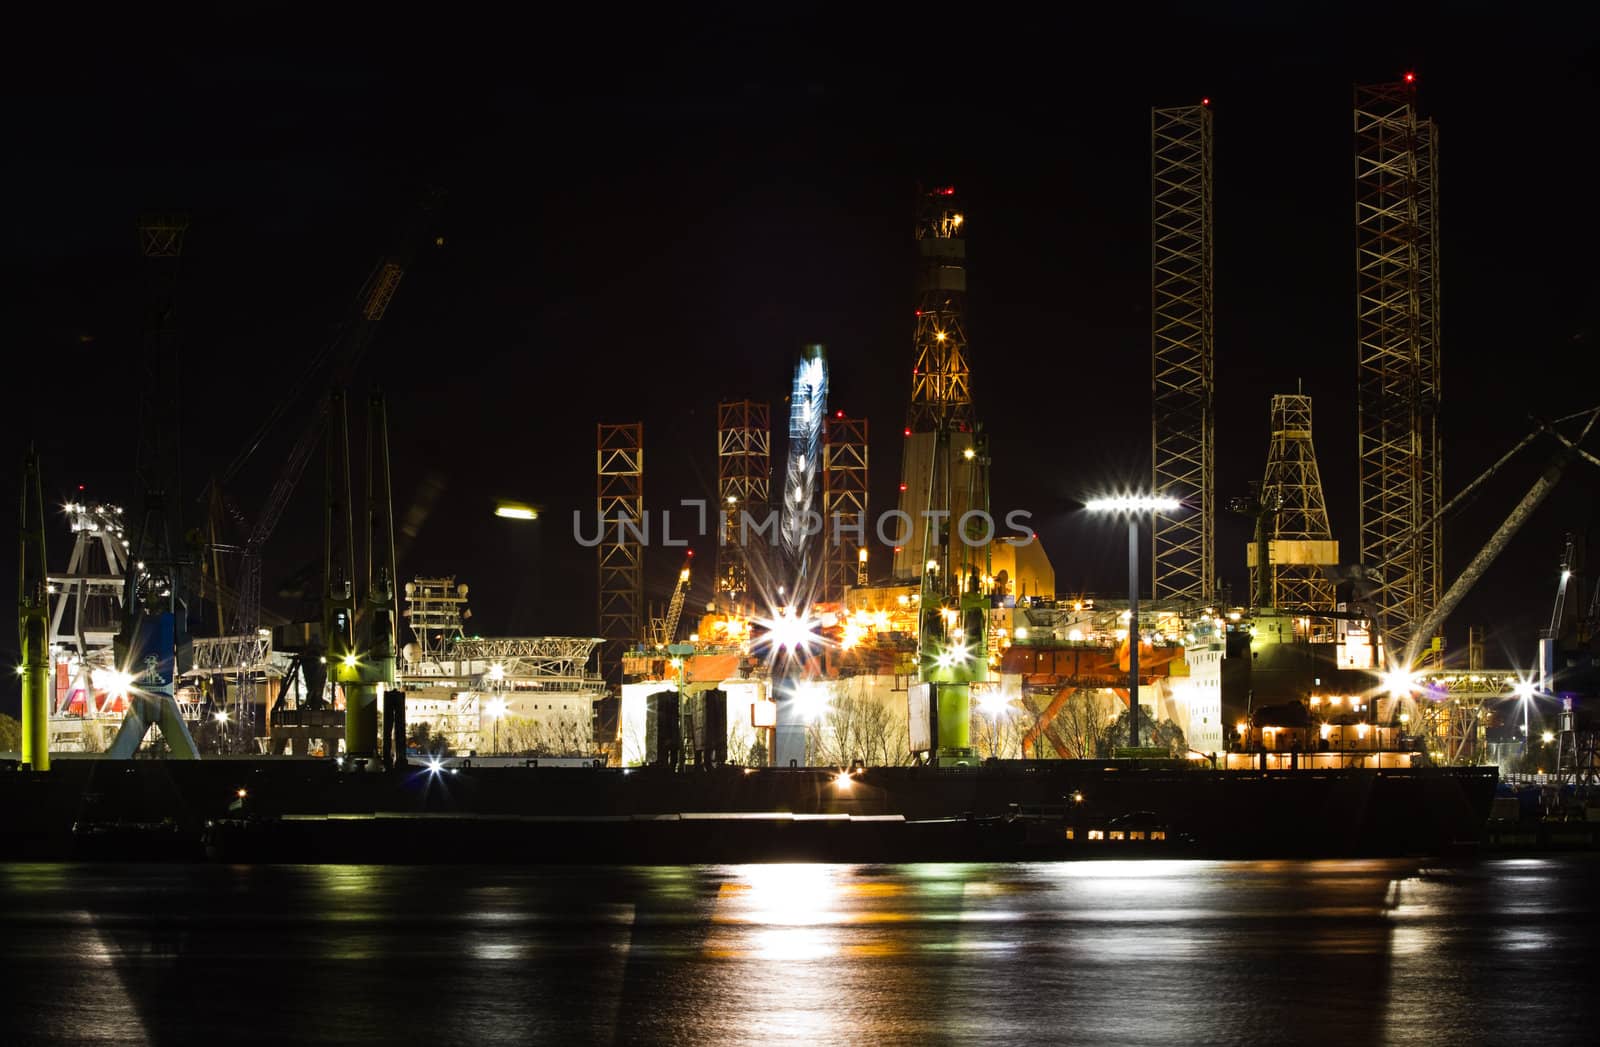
[1151,104,1215,604]
[716,401,771,603]
[186,635,277,676]
[823,415,868,601]
[597,423,643,687]
[48,502,130,709]
[1253,394,1338,625]
[1355,80,1441,657]
[908,185,973,432]
[446,637,603,689]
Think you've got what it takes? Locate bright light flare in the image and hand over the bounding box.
[832,770,854,791]
[1086,495,1182,513]
[1383,669,1418,696]
[791,682,832,722]
[1514,679,1536,700]
[976,688,1012,719]
[93,668,135,695]
[756,607,821,659]
[425,757,444,775]
[495,503,538,520]
[486,697,508,719]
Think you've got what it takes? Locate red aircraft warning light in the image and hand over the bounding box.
[1404,71,1415,83]
[1201,97,1210,106]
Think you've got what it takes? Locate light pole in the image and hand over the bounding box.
[1086,495,1182,753]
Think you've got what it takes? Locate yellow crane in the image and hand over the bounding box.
[650,553,693,649]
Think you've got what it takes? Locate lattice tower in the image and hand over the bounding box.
[1151,104,1215,603]
[822,414,868,602]
[716,401,770,605]
[597,423,643,688]
[1252,394,1339,625]
[908,186,972,432]
[1355,78,1442,656]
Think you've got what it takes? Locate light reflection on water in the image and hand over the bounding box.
[0,858,1596,1045]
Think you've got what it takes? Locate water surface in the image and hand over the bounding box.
[2,858,1594,1045]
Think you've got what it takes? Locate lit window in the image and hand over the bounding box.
[1109,830,1126,841]
[1151,830,1166,841]
[1130,830,1146,841]
[1087,829,1105,841]
[1064,828,1075,840]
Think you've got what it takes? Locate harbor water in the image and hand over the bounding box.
[2,857,1595,1045]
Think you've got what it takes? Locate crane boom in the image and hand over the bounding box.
[663,556,692,647]
[1396,408,1600,667]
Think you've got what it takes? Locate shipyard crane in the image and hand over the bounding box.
[213,197,440,740]
[107,216,202,759]
[1346,407,1600,673]
[650,553,693,648]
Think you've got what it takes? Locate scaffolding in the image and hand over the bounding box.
[403,576,470,670]
[823,414,869,602]
[1251,394,1338,627]
[597,423,643,688]
[1355,78,1442,657]
[908,185,972,433]
[716,401,770,605]
[1151,103,1215,605]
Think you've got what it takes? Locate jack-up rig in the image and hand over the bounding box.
[15,76,1599,808]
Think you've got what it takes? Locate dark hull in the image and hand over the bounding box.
[0,759,1497,863]
[200,813,1196,865]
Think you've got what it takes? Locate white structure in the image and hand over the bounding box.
[1172,627,1225,758]
[399,637,606,756]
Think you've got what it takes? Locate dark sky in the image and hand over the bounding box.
[3,7,1598,713]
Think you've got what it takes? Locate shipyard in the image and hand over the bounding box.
[4,14,1599,1046]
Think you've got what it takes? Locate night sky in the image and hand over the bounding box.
[4,9,1597,713]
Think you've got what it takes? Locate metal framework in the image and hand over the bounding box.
[185,635,277,676]
[597,423,643,687]
[1151,104,1215,604]
[1554,697,1599,791]
[446,636,604,689]
[47,502,130,706]
[716,400,770,604]
[1355,79,1441,657]
[1410,669,1517,766]
[908,185,972,432]
[403,576,470,667]
[823,414,869,601]
[1252,394,1338,620]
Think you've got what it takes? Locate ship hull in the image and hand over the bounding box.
[0,759,1497,862]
